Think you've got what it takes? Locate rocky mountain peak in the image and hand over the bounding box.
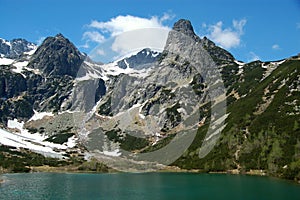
[169,19,234,64]
[55,33,65,38]
[28,33,84,77]
[172,19,196,38]
[39,33,73,51]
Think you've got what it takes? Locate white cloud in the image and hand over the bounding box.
[206,19,246,49]
[82,14,172,61]
[82,31,105,43]
[111,28,170,57]
[89,15,170,37]
[297,23,300,29]
[233,19,246,34]
[159,12,175,23]
[247,51,260,62]
[272,44,280,50]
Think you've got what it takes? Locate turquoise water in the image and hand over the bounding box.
[0,173,299,200]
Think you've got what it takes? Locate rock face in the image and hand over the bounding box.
[0,66,33,123]
[28,34,84,77]
[0,38,36,58]
[0,66,27,98]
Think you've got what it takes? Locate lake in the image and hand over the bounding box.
[0,172,299,200]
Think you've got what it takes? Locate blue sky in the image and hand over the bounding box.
[1,0,299,62]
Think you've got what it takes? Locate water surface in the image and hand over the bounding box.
[0,172,299,200]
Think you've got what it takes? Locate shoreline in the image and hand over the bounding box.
[2,165,299,184]
[29,165,117,174]
[0,165,273,176]
[208,169,266,176]
[31,166,268,178]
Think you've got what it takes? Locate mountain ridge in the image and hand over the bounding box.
[0,38,36,59]
[0,19,299,182]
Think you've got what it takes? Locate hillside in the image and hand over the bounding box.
[174,57,300,181]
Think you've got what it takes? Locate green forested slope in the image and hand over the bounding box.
[174,58,300,181]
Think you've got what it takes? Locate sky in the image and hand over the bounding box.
[1,0,300,62]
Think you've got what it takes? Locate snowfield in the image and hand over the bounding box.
[0,119,78,158]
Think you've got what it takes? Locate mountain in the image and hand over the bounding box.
[0,38,36,59]
[28,34,85,77]
[0,19,299,182]
[0,34,85,124]
[117,48,160,69]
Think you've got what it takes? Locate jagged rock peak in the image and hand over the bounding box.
[167,19,234,65]
[55,33,65,38]
[28,33,84,77]
[42,33,71,46]
[172,19,196,37]
[54,33,69,41]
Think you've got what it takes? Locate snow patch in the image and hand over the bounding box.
[235,60,245,75]
[177,108,187,116]
[0,57,14,65]
[139,113,146,119]
[13,61,28,69]
[103,149,121,157]
[11,61,29,76]
[78,59,152,82]
[75,71,103,81]
[66,135,78,148]
[102,62,151,78]
[234,60,245,66]
[76,61,108,81]
[28,110,54,121]
[0,128,63,158]
[24,48,37,56]
[124,59,130,68]
[24,67,41,75]
[261,60,286,80]
[152,132,162,146]
[138,102,146,119]
[7,119,24,131]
